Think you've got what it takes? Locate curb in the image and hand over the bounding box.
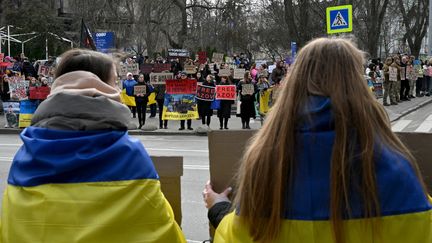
[390,98,432,123]
[0,128,210,136]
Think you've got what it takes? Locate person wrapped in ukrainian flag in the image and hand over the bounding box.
[0,49,186,243]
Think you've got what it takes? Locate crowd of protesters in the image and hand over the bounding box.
[118,53,287,131]
[366,55,431,106]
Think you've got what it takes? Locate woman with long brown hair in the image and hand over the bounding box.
[210,38,431,243]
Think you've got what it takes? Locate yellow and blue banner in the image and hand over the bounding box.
[18,100,38,128]
[1,127,186,243]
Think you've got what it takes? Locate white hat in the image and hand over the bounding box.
[127,72,133,76]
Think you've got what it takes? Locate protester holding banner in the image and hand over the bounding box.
[197,75,216,127]
[207,38,432,243]
[122,72,138,118]
[134,74,152,129]
[237,71,257,129]
[392,56,402,102]
[179,71,194,130]
[154,83,168,129]
[0,49,186,243]
[383,57,397,106]
[217,76,235,130]
[256,74,271,116]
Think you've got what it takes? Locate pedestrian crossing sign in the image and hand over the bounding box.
[326,5,352,34]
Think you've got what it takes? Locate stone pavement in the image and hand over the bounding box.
[0,96,431,135]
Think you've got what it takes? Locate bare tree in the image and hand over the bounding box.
[397,0,428,57]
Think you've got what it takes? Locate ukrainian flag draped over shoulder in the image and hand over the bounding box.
[214,96,432,243]
[1,127,186,243]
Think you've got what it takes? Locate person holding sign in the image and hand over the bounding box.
[197,75,216,127]
[134,74,153,129]
[179,71,194,131]
[122,72,138,118]
[383,57,397,106]
[217,76,235,129]
[391,56,402,103]
[237,71,257,129]
[207,38,432,243]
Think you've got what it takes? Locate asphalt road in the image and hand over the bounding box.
[391,101,432,133]
[0,134,210,243]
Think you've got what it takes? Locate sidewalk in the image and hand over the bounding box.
[1,96,431,135]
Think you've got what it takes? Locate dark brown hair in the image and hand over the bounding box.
[55,49,115,83]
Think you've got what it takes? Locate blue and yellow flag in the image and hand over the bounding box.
[1,127,186,243]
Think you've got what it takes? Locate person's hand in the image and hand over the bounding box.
[203,180,232,209]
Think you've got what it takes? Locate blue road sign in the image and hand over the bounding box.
[326,5,352,34]
[93,32,115,53]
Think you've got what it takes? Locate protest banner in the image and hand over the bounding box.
[38,65,51,77]
[212,53,224,63]
[150,73,174,85]
[0,53,4,62]
[241,83,254,95]
[406,66,416,80]
[29,86,50,100]
[216,85,236,100]
[196,85,215,101]
[233,68,246,80]
[162,94,199,120]
[119,63,139,77]
[153,63,171,73]
[140,64,153,74]
[166,79,197,94]
[8,76,29,100]
[389,67,398,82]
[373,82,383,98]
[3,102,20,128]
[134,85,147,95]
[168,49,190,57]
[18,100,38,128]
[184,65,197,74]
[218,68,231,77]
[400,67,406,81]
[259,89,271,115]
[198,51,207,64]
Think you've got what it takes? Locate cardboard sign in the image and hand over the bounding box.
[153,63,171,73]
[38,65,51,77]
[120,63,139,77]
[184,65,197,74]
[140,64,153,74]
[373,82,383,98]
[233,68,246,80]
[218,69,231,77]
[134,85,147,95]
[162,94,199,120]
[3,101,20,128]
[150,73,174,85]
[241,83,254,95]
[166,79,197,94]
[216,85,236,100]
[8,76,29,100]
[196,84,215,101]
[29,86,50,100]
[389,67,398,82]
[406,66,416,80]
[212,53,224,63]
[168,49,190,57]
[0,53,4,62]
[198,51,207,64]
[400,67,406,81]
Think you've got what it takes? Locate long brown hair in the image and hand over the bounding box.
[234,38,426,242]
